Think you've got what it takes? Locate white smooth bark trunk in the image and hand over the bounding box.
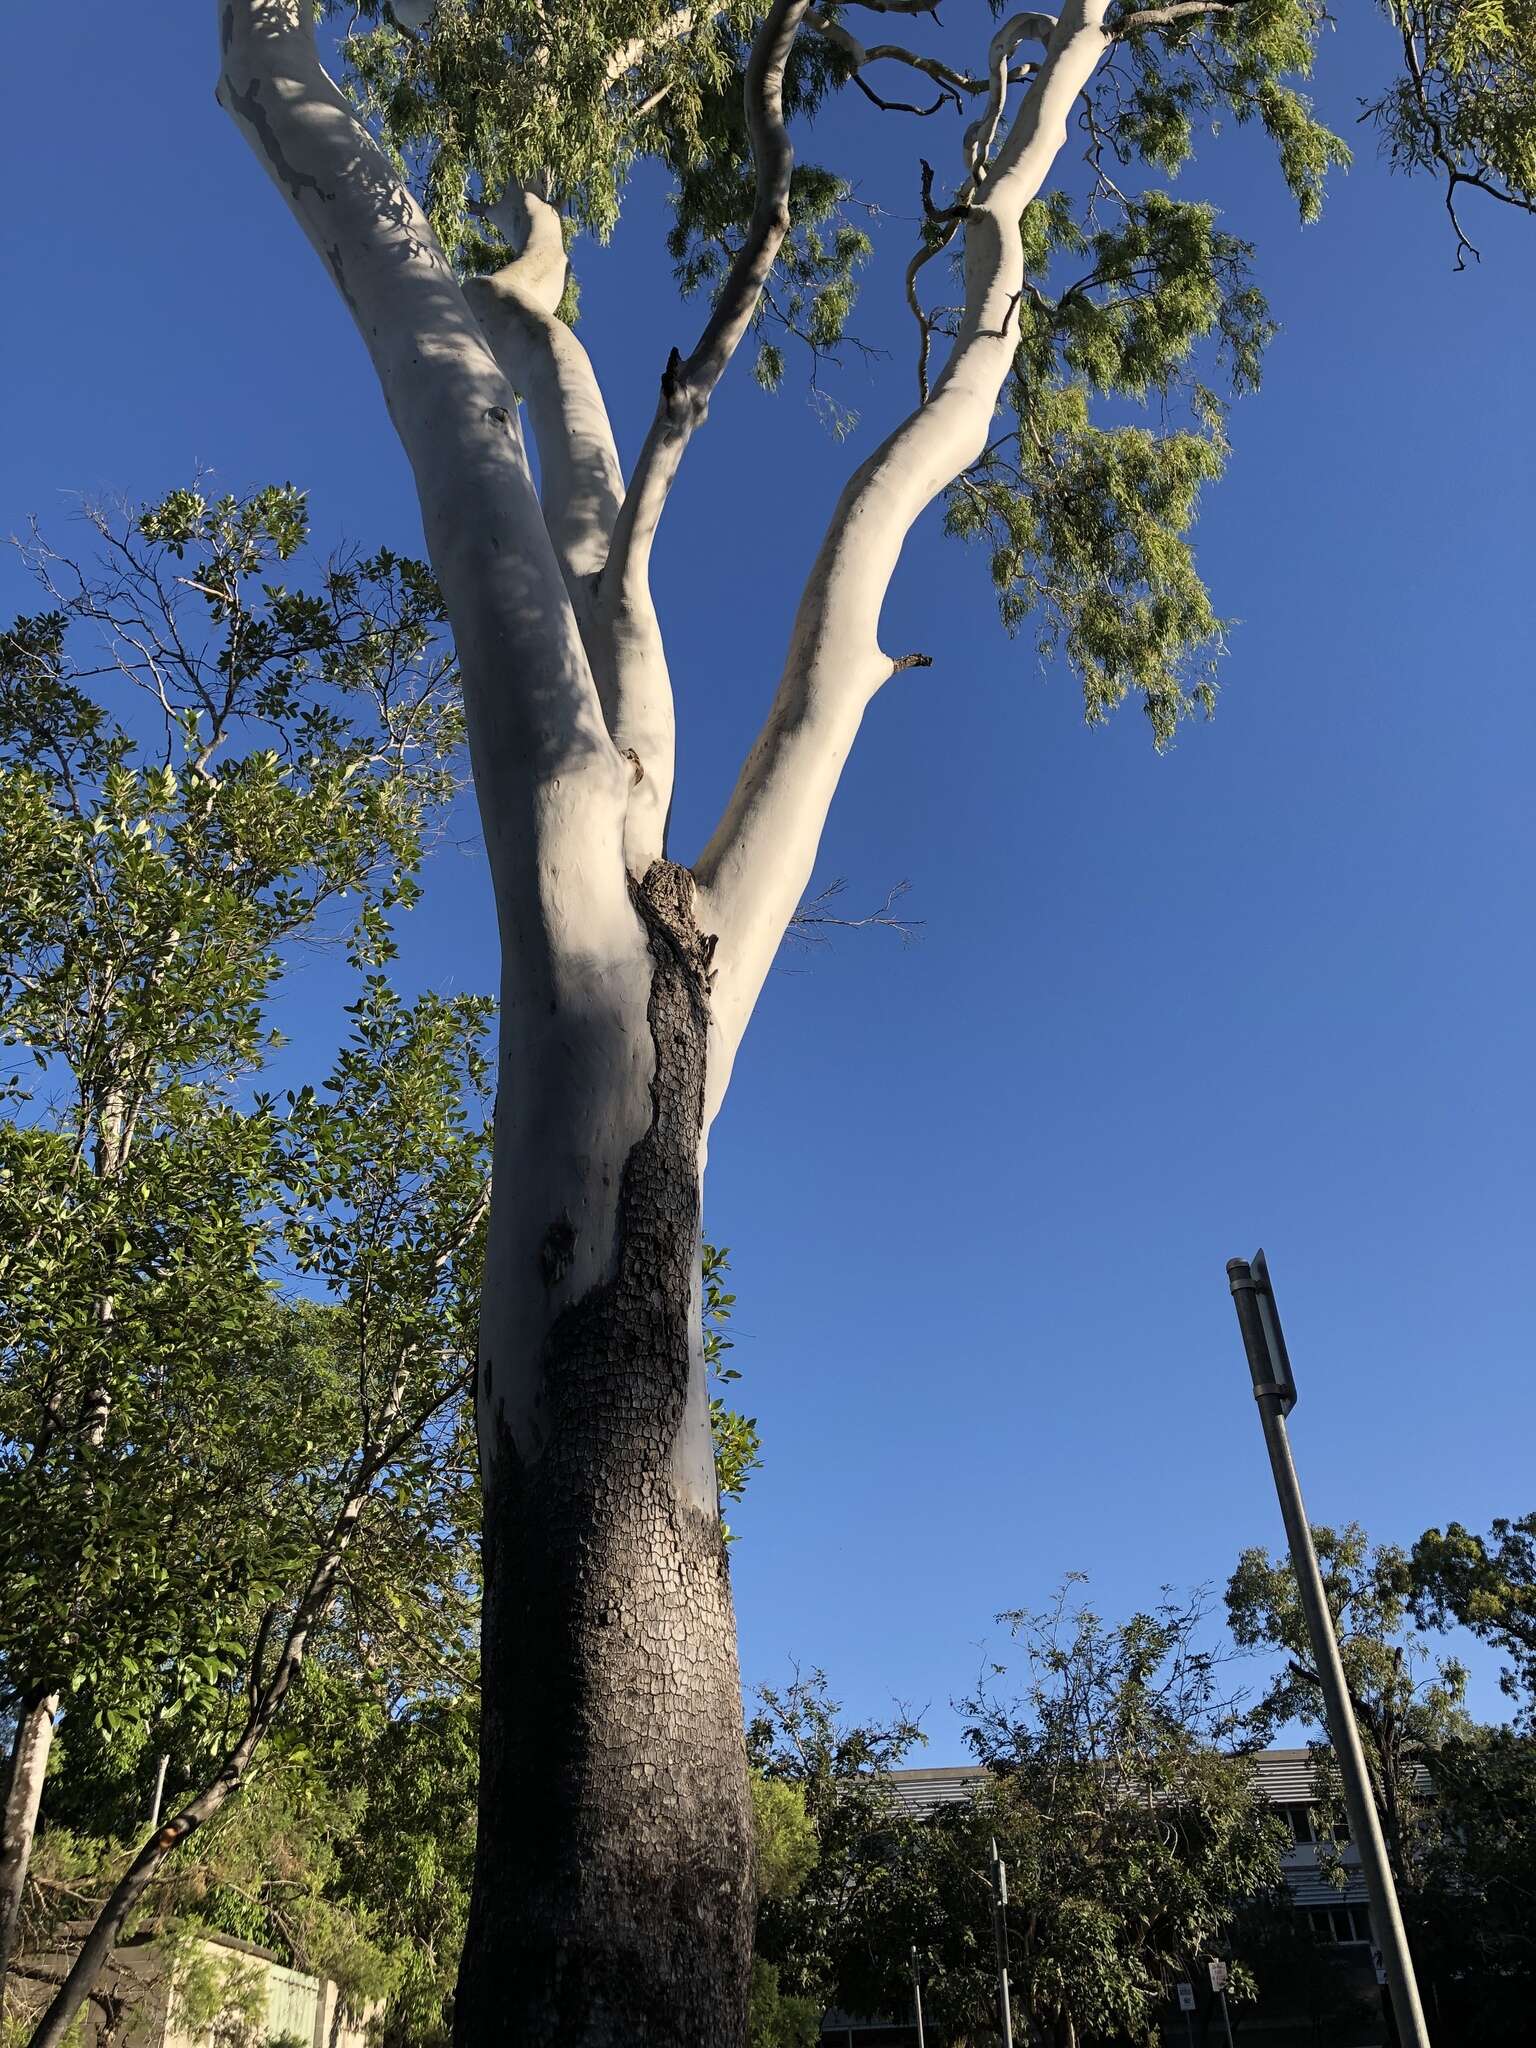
[464,194,676,871]
[217,2,660,1451]
[0,1692,59,2005]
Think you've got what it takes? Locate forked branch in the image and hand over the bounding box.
[601,0,812,613]
[695,0,1114,1090]
[603,4,702,87]
[465,190,625,605]
[217,0,624,912]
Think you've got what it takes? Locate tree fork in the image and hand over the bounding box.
[455,862,753,2048]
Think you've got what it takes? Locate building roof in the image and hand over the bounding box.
[876,1746,1427,1814]
[872,1747,1419,1909]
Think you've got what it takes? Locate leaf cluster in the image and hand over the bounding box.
[1,480,477,1836]
[1404,1722,1536,2042]
[337,0,762,262]
[1363,0,1536,255]
[703,1243,762,1536]
[328,4,1355,739]
[1408,1512,1536,1718]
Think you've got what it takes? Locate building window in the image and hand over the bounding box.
[1308,1905,1370,1945]
[1283,1803,1316,1845]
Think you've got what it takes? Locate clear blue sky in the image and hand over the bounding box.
[5,6,1533,1751]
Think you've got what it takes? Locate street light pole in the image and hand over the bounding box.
[990,1838,1015,2048]
[910,1948,926,2048]
[1226,1251,1431,2048]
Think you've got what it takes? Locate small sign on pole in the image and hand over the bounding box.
[1207,1961,1229,1995]
[1176,1983,1197,2012]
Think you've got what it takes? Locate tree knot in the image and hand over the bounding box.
[539,1212,578,1289]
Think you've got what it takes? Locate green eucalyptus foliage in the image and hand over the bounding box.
[328,2,1348,745]
[15,1762,404,2046]
[1405,1723,1536,2044]
[245,1678,483,2048]
[749,1597,1288,2048]
[746,1777,821,2048]
[747,1669,931,2035]
[947,0,1347,745]
[338,0,762,260]
[659,29,872,408]
[948,188,1270,744]
[1365,0,1536,255]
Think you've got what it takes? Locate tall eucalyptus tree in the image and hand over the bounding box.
[211,1,1346,2040]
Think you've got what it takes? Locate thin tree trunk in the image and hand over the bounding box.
[454,864,753,2048]
[0,1690,59,2005]
[3,1103,122,2010]
[21,1334,455,2048]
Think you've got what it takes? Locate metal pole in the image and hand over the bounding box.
[910,1948,926,2048]
[1227,1252,1431,2048]
[990,1839,1015,2048]
[1217,1989,1235,2048]
[148,1752,169,1830]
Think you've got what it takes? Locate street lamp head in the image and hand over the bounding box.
[1227,1247,1297,1414]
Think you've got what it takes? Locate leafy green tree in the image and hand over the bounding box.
[745,1778,820,2048]
[21,976,490,2048]
[748,1669,931,2038]
[0,481,459,2007]
[749,1595,1287,2048]
[1408,1512,1536,1717]
[203,1,1357,2029]
[1226,1524,1471,1893]
[956,1584,1288,2048]
[275,1683,481,2048]
[1405,1723,1536,2043]
[9,1749,402,2048]
[1365,1,1536,264]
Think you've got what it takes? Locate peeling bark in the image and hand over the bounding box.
[456,863,751,2048]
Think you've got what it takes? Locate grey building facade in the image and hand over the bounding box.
[818,1749,1393,2046]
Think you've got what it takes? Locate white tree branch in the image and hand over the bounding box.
[805,12,1012,103]
[601,0,810,611]
[1110,1,1233,30]
[603,5,702,87]
[694,0,1113,1102]
[464,194,678,867]
[217,0,634,929]
[467,191,624,602]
